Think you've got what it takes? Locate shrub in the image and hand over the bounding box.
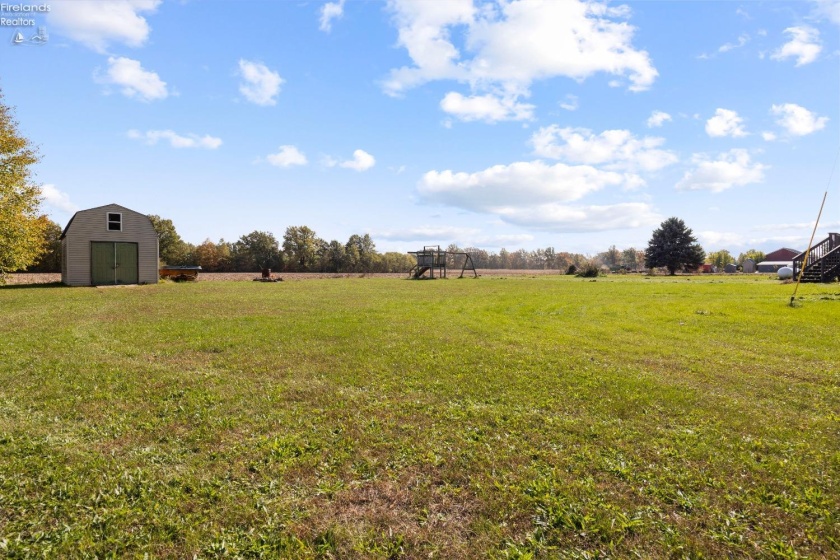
[576,264,601,278]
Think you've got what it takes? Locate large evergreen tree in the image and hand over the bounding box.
[644,217,705,275]
[0,91,46,282]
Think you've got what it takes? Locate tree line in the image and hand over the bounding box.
[147,219,415,274]
[21,215,596,274]
[19,214,768,277]
[151,217,595,273]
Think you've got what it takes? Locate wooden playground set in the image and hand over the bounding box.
[407,246,477,279]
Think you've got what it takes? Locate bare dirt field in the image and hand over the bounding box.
[4,269,565,286]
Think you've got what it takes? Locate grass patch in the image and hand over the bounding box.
[1,276,838,557]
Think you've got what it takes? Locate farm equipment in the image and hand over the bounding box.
[159,266,201,281]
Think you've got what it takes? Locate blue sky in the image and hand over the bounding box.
[3,0,839,255]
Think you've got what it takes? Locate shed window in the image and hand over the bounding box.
[107,213,122,231]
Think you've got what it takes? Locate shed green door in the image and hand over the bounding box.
[91,242,139,285]
[115,243,138,284]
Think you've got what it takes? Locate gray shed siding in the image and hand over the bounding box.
[61,204,159,286]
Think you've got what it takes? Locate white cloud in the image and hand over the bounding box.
[497,202,660,232]
[771,103,828,136]
[762,131,777,141]
[719,33,750,52]
[382,0,475,95]
[41,184,79,213]
[418,156,660,233]
[328,149,376,171]
[238,59,284,106]
[771,26,822,66]
[266,145,308,167]
[559,94,579,111]
[530,126,677,172]
[376,226,481,241]
[319,0,345,32]
[95,57,168,102]
[374,228,537,249]
[752,220,840,231]
[676,149,767,193]
[811,0,840,25]
[697,231,746,248]
[646,110,672,128]
[127,129,222,149]
[440,92,534,122]
[705,108,748,138]
[49,0,160,53]
[383,0,657,120]
[747,235,808,247]
[419,160,637,210]
[473,233,536,246]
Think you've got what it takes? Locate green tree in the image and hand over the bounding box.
[321,239,346,272]
[282,226,319,271]
[26,216,62,272]
[346,233,377,272]
[621,247,640,271]
[498,248,511,269]
[147,214,186,265]
[375,252,415,273]
[511,249,529,269]
[0,91,46,282]
[543,246,557,269]
[214,239,234,271]
[238,230,282,271]
[599,245,621,270]
[464,247,490,269]
[706,250,734,270]
[644,217,705,275]
[737,249,766,265]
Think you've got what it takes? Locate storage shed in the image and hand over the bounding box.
[757,261,793,273]
[60,204,159,286]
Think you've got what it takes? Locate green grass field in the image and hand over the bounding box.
[1,275,838,558]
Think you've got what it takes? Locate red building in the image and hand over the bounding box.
[764,248,800,262]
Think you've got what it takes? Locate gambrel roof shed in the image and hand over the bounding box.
[60,203,159,286]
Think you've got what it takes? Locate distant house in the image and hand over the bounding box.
[742,258,756,273]
[757,247,800,273]
[60,204,159,286]
[764,248,800,262]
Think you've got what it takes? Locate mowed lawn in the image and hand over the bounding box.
[1,275,838,558]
